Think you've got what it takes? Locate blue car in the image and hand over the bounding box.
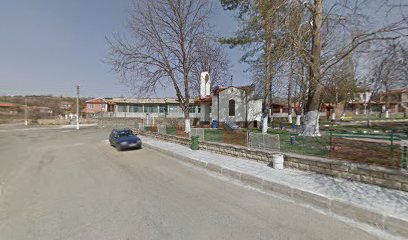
[109,128,142,151]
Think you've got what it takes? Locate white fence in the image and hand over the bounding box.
[248,132,280,151]
[190,128,205,140]
[157,125,167,135]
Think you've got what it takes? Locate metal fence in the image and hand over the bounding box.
[223,130,248,146]
[279,132,408,168]
[190,128,205,141]
[140,125,408,169]
[248,132,280,151]
[328,132,406,168]
[157,124,167,135]
[280,134,329,158]
[401,140,408,168]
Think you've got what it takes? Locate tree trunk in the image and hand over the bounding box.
[262,8,273,135]
[296,114,301,126]
[301,0,323,137]
[184,109,191,134]
[385,86,390,118]
[367,103,372,127]
[288,60,294,124]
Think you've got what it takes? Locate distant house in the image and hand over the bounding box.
[0,102,17,109]
[84,98,113,117]
[341,88,408,116]
[379,88,408,113]
[28,106,53,116]
[0,102,18,115]
[59,101,73,111]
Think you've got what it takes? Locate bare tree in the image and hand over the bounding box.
[107,0,212,133]
[321,54,357,120]
[190,38,231,95]
[365,41,408,120]
[291,0,408,136]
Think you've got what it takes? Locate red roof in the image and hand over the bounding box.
[194,96,212,103]
[0,102,17,107]
[382,88,408,95]
[86,98,108,104]
[213,85,254,95]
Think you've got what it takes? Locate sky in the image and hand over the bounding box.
[0,0,250,98]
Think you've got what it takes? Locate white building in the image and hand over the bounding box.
[91,97,200,119]
[88,71,263,128]
[195,72,263,128]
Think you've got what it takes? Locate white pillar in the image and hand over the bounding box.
[296,115,301,126]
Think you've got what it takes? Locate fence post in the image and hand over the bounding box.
[390,133,395,164]
[329,130,333,158]
[401,140,408,169]
[247,130,250,148]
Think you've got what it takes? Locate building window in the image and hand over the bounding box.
[117,104,127,112]
[189,106,196,113]
[159,105,166,113]
[168,105,179,113]
[129,105,143,112]
[197,106,201,113]
[144,105,157,113]
[229,100,235,116]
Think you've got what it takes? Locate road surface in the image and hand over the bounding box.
[0,125,381,239]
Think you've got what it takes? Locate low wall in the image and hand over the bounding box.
[139,131,190,147]
[97,118,141,129]
[96,117,195,129]
[140,131,408,192]
[285,154,408,191]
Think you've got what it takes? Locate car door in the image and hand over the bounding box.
[109,130,116,146]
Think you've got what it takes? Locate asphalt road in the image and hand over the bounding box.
[0,125,381,240]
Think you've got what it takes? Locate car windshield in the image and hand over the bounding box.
[117,130,134,137]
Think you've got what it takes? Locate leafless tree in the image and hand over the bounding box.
[190,38,231,95]
[364,40,408,120]
[107,0,212,133]
[291,0,408,136]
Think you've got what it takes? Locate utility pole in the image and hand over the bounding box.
[76,85,80,130]
[24,96,28,126]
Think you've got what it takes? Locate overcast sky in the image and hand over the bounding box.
[0,0,249,98]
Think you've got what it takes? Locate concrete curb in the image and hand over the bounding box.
[143,142,408,238]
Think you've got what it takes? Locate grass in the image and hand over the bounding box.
[279,133,329,158]
[203,129,248,146]
[320,122,408,135]
[203,129,224,143]
[166,127,176,135]
[146,125,407,168]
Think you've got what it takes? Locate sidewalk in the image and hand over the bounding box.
[141,136,408,238]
